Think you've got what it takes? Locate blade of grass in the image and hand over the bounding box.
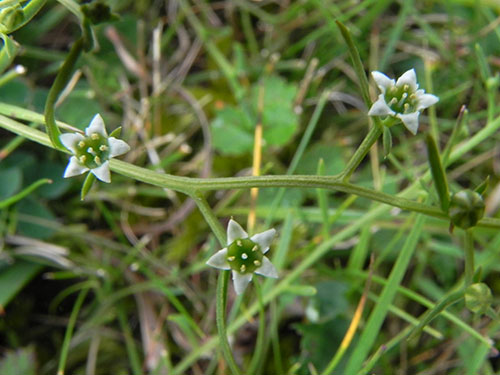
[57,287,89,375]
[344,213,425,374]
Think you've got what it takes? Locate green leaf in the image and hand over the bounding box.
[0,34,19,74]
[252,75,299,146]
[0,78,29,106]
[296,144,344,176]
[474,175,489,195]
[0,260,42,310]
[17,197,56,239]
[294,317,350,373]
[211,75,299,156]
[0,167,22,200]
[382,126,392,157]
[81,172,95,200]
[211,106,255,155]
[425,133,449,212]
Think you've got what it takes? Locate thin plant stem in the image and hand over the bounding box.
[316,158,330,239]
[340,123,383,181]
[3,114,500,229]
[248,279,266,375]
[464,229,475,286]
[57,287,89,375]
[216,271,242,375]
[0,178,52,209]
[117,304,143,375]
[193,192,241,375]
[193,191,226,245]
[264,89,331,227]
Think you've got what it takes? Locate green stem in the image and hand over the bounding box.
[248,279,266,375]
[117,304,143,375]
[194,192,241,375]
[216,271,242,375]
[2,0,47,33]
[335,20,371,108]
[265,89,330,227]
[406,287,464,342]
[464,229,475,286]
[3,115,500,229]
[44,37,84,150]
[193,191,226,245]
[57,287,89,375]
[0,178,52,209]
[340,124,383,181]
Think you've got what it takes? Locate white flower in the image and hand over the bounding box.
[368,69,439,135]
[206,219,278,295]
[60,114,130,183]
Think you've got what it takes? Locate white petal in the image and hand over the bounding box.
[368,96,394,116]
[417,93,439,111]
[91,161,111,183]
[85,114,108,137]
[396,69,418,90]
[60,133,85,154]
[250,228,276,254]
[397,112,420,135]
[255,256,278,278]
[108,137,131,157]
[371,71,395,93]
[63,156,89,178]
[227,219,248,245]
[232,271,253,295]
[206,248,230,270]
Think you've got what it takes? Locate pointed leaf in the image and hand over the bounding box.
[425,133,449,212]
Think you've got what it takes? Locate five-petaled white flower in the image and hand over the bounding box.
[206,219,278,295]
[60,114,130,183]
[368,69,439,135]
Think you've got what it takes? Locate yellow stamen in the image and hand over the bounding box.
[240,264,246,273]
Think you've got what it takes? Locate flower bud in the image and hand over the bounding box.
[465,283,492,314]
[449,190,485,229]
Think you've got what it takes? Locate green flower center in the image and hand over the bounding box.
[74,133,110,169]
[226,238,264,274]
[384,84,418,114]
